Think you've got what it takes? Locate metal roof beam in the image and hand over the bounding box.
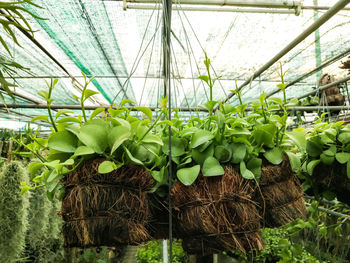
[220,0,350,105]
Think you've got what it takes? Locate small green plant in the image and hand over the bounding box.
[0,161,30,263]
[137,240,188,263]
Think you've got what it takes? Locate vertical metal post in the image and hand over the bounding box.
[162,0,173,262]
[313,0,322,81]
[163,240,168,263]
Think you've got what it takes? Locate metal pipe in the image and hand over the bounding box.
[288,105,350,111]
[0,103,206,112]
[266,46,350,98]
[221,0,350,105]
[126,0,301,8]
[297,75,350,99]
[126,4,297,14]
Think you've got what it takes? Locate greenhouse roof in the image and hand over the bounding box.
[2,0,350,125]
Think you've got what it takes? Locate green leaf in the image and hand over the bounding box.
[65,124,80,137]
[56,117,81,123]
[335,152,350,164]
[285,151,301,172]
[240,161,255,179]
[134,106,153,120]
[268,97,283,106]
[162,136,185,157]
[192,144,214,166]
[264,147,283,165]
[55,109,74,120]
[142,134,163,146]
[191,129,214,148]
[202,157,224,177]
[89,108,105,119]
[320,153,334,165]
[108,126,131,154]
[230,143,247,164]
[214,145,232,163]
[177,165,200,186]
[338,132,350,144]
[48,131,77,153]
[286,131,306,151]
[28,162,44,179]
[47,169,62,183]
[252,124,277,148]
[307,160,320,175]
[78,124,108,154]
[198,75,209,84]
[215,110,225,130]
[306,140,323,157]
[74,146,95,156]
[83,89,99,100]
[246,157,262,178]
[121,99,135,106]
[31,115,49,123]
[98,161,117,174]
[199,100,218,113]
[347,161,350,179]
[124,146,144,165]
[38,90,49,100]
[110,117,131,130]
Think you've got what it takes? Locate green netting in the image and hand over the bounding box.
[0,0,349,122]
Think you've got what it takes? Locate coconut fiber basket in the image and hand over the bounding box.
[171,166,263,255]
[60,158,154,248]
[256,157,307,228]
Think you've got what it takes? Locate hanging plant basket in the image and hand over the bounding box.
[256,157,306,227]
[60,158,154,248]
[312,162,350,206]
[171,166,263,255]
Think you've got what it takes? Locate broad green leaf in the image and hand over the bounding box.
[306,140,323,157]
[78,124,108,154]
[31,115,49,123]
[110,117,131,130]
[191,129,214,148]
[320,153,334,165]
[286,131,306,151]
[214,145,231,163]
[134,106,153,120]
[230,143,247,164]
[48,131,77,153]
[246,157,262,178]
[38,90,49,100]
[268,97,283,106]
[124,146,143,165]
[162,136,185,157]
[142,134,163,146]
[47,169,62,183]
[215,110,225,130]
[202,157,224,177]
[338,132,350,144]
[335,152,350,164]
[28,162,44,179]
[56,117,81,123]
[199,100,218,113]
[285,151,301,172]
[240,161,255,179]
[307,160,320,175]
[108,126,131,154]
[177,165,200,186]
[89,108,105,119]
[192,144,214,166]
[98,161,117,174]
[74,146,95,156]
[264,147,283,165]
[252,124,277,148]
[65,124,80,137]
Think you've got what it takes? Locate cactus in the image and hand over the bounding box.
[0,161,29,263]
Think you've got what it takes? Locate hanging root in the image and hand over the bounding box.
[171,166,263,255]
[61,159,154,248]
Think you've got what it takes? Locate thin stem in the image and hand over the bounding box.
[139,111,164,142]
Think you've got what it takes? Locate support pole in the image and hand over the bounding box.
[162,0,173,262]
[221,0,350,105]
